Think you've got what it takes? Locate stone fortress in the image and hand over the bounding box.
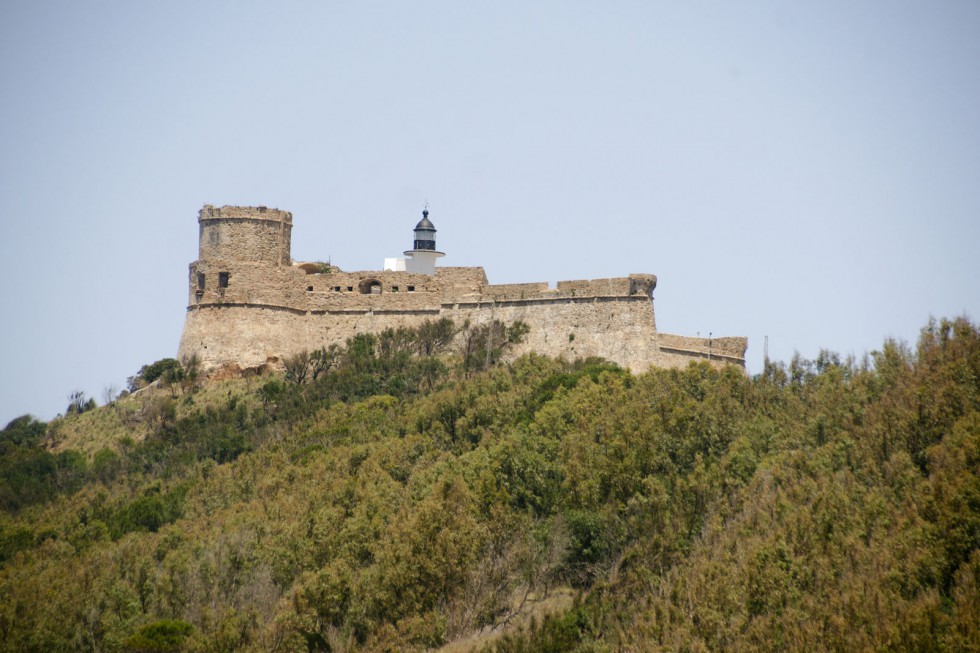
[177,205,747,374]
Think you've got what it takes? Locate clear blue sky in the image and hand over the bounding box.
[2,1,978,426]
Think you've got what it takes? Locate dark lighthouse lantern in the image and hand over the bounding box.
[413,209,437,251]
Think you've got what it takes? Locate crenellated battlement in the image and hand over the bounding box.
[178,204,747,374]
[199,204,293,224]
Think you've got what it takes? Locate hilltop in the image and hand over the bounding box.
[1,317,978,652]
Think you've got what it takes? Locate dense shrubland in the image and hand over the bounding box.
[0,317,977,652]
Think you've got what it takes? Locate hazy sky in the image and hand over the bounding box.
[2,1,978,425]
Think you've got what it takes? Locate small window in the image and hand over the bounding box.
[307,286,313,292]
[218,272,229,288]
[334,286,341,292]
[391,286,399,292]
[407,285,415,292]
[197,273,205,290]
[347,286,353,292]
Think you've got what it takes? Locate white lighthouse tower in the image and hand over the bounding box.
[402,209,445,275]
[382,208,446,274]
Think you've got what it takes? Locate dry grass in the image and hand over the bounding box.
[436,586,578,653]
[45,394,151,457]
[44,375,271,457]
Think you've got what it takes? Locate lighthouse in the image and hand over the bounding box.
[402,209,445,275]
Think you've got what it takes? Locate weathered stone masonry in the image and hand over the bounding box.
[177,205,748,374]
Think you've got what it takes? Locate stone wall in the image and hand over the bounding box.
[178,290,747,374]
[178,293,665,372]
[658,333,749,364]
[445,294,662,369]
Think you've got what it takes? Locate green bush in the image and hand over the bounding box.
[0,415,46,448]
[128,358,182,391]
[123,620,193,652]
[109,484,187,538]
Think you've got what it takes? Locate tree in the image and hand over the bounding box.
[311,345,341,380]
[416,318,458,356]
[284,350,312,384]
[102,383,120,406]
[460,319,527,375]
[66,390,95,415]
[162,364,185,398]
[180,353,201,393]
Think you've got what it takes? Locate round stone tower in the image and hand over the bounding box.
[180,204,299,370]
[198,204,292,265]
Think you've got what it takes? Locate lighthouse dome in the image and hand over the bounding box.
[414,209,436,232]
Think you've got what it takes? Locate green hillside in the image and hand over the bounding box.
[1,317,978,652]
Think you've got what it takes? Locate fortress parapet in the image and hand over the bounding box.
[177,204,747,374]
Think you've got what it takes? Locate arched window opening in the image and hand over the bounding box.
[358,279,382,295]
